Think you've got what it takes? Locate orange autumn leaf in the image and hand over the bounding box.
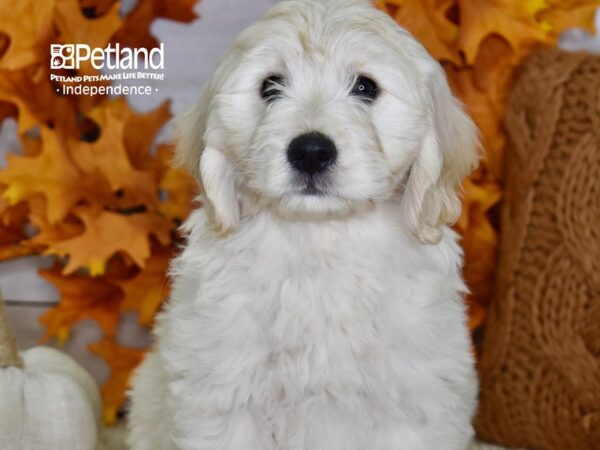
[86,97,172,174]
[157,145,198,220]
[0,0,55,70]
[19,132,43,157]
[457,178,502,233]
[46,205,172,276]
[28,212,84,248]
[114,0,198,50]
[0,66,79,134]
[152,0,200,22]
[463,221,499,314]
[39,266,123,342]
[541,2,600,35]
[0,197,31,260]
[54,0,122,52]
[0,126,110,223]
[0,197,27,238]
[446,66,506,179]
[459,177,502,326]
[0,243,38,261]
[472,34,515,96]
[118,245,172,325]
[53,0,122,107]
[0,0,202,423]
[124,101,172,172]
[79,0,120,18]
[0,100,16,126]
[456,0,549,64]
[159,166,197,220]
[375,0,461,63]
[88,337,146,425]
[75,106,160,209]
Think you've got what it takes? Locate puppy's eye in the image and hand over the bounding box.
[351,75,378,102]
[261,75,284,103]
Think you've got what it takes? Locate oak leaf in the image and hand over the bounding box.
[39,266,123,343]
[541,2,600,35]
[472,34,515,97]
[88,337,146,425]
[124,101,172,172]
[376,0,461,63]
[114,0,198,50]
[19,132,43,157]
[80,0,120,18]
[53,0,122,103]
[0,99,16,126]
[28,211,84,249]
[456,0,549,64]
[0,66,78,134]
[54,0,121,53]
[0,0,55,70]
[0,196,27,238]
[446,66,505,180]
[0,243,36,261]
[0,197,30,260]
[73,109,159,210]
[156,145,197,220]
[118,245,172,325]
[46,205,172,276]
[0,126,110,223]
[86,98,172,174]
[0,0,201,424]
[458,177,502,329]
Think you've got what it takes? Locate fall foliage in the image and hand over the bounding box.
[0,0,598,423]
[0,0,197,424]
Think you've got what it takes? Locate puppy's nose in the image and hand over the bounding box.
[287,132,337,175]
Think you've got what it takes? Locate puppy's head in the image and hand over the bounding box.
[177,0,478,243]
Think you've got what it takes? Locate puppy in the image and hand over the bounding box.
[128,0,479,449]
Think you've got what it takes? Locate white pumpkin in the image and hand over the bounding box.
[0,299,101,450]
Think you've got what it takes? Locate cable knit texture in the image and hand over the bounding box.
[475,49,600,450]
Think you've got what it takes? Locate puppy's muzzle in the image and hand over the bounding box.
[287,131,337,176]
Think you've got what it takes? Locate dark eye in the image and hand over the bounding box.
[351,75,378,102]
[260,75,284,103]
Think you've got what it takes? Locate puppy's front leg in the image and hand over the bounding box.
[169,395,274,450]
[128,352,176,450]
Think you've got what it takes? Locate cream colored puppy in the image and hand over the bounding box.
[128,1,479,449]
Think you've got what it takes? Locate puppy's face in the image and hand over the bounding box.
[179,0,478,243]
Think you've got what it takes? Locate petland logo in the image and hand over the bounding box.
[50,43,164,70]
[50,43,165,96]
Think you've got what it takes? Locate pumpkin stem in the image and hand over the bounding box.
[0,295,22,368]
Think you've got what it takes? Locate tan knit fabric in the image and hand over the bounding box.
[475,49,600,450]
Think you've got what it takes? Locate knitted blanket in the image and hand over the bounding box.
[475,49,600,450]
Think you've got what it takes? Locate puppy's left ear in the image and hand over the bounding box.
[402,63,479,244]
[176,83,240,235]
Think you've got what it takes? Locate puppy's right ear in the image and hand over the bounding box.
[175,86,239,235]
[401,63,479,244]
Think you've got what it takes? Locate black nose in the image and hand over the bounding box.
[287,132,337,175]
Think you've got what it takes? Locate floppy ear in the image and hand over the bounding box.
[402,64,479,244]
[175,83,240,235]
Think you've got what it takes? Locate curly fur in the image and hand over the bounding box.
[128,1,479,449]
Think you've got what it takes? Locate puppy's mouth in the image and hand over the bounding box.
[291,174,331,197]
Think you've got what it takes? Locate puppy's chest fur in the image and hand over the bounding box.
[160,209,472,417]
